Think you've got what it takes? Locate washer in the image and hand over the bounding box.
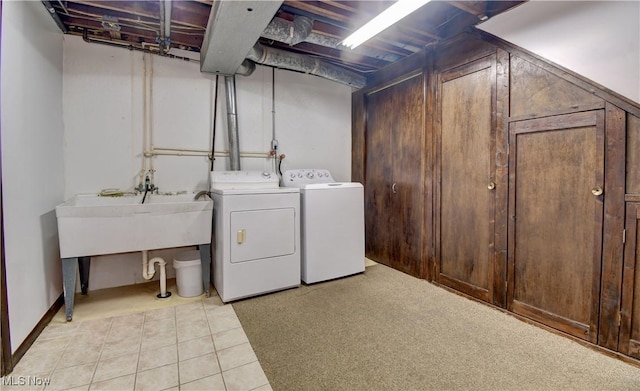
[282,169,364,284]
[210,171,300,302]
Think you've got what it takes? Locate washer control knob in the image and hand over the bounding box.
[261,171,271,179]
[297,173,303,178]
[306,171,315,179]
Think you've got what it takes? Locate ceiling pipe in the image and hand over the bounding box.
[236,60,256,77]
[224,76,241,171]
[246,44,366,89]
[158,0,173,54]
[262,15,314,46]
[261,16,402,62]
[163,0,172,40]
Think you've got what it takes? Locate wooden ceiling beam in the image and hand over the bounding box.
[447,1,487,20]
[70,0,159,20]
[284,1,351,24]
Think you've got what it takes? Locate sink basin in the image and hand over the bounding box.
[55,193,213,258]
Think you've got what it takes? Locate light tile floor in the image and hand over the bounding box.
[2,293,271,391]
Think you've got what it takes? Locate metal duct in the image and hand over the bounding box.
[246,44,366,89]
[224,76,241,170]
[261,17,403,62]
[236,60,256,77]
[261,16,314,46]
[200,0,283,75]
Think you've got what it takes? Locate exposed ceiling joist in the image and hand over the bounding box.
[43,0,527,88]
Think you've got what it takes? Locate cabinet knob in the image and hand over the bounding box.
[392,183,397,194]
[488,182,496,190]
[591,186,603,196]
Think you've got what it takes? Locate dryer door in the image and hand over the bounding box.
[230,208,296,263]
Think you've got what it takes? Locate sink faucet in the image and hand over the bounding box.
[145,175,152,191]
[138,171,158,204]
[136,171,158,194]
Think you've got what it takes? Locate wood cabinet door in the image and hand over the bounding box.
[435,56,497,302]
[508,111,605,343]
[365,82,395,268]
[620,202,640,358]
[365,74,425,277]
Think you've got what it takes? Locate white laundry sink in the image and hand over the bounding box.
[55,193,213,258]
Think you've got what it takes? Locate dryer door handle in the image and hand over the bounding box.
[237,229,246,244]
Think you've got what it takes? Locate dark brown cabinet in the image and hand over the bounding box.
[620,201,640,358]
[507,111,605,343]
[353,31,640,361]
[435,55,501,304]
[364,74,425,278]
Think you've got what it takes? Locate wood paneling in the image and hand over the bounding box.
[476,29,640,118]
[493,48,510,308]
[433,33,496,73]
[366,52,424,91]
[435,55,497,303]
[627,114,640,195]
[423,52,436,282]
[351,90,366,184]
[365,74,425,277]
[598,103,626,349]
[508,111,605,343]
[620,203,640,358]
[510,56,604,118]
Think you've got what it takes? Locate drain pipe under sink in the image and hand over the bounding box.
[142,250,171,298]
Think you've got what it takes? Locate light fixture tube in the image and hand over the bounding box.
[342,0,431,49]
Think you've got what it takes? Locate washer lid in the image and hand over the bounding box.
[211,170,279,190]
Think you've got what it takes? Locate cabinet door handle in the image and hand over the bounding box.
[392,183,397,194]
[488,182,496,190]
[591,186,603,196]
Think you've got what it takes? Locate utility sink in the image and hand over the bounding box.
[55,193,213,258]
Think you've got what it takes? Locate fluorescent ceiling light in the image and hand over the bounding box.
[342,0,431,49]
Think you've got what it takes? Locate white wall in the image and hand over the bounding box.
[1,1,65,352]
[63,34,352,291]
[479,0,640,103]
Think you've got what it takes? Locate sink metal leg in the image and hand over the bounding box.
[199,244,211,298]
[61,257,77,322]
[78,256,91,295]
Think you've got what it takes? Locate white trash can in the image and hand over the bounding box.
[173,250,203,297]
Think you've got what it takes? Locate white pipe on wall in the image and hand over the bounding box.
[149,55,156,181]
[141,250,169,298]
[140,53,148,187]
[145,146,272,159]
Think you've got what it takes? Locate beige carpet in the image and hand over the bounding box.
[233,264,640,391]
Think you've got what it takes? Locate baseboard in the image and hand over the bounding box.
[7,293,64,375]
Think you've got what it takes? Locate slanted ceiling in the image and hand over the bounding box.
[43,0,525,87]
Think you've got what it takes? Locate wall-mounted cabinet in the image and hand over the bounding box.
[620,200,640,358]
[622,118,640,357]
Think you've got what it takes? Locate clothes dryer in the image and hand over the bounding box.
[282,169,364,284]
[210,171,300,302]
